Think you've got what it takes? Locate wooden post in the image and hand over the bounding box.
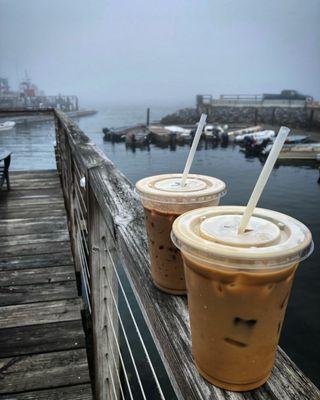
[88,182,119,400]
[272,107,276,125]
[146,107,150,126]
[309,109,314,130]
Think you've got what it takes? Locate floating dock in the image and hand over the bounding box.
[279,144,320,160]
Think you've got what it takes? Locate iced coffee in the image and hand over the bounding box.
[172,206,313,391]
[136,174,226,294]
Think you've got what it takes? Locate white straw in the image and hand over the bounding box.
[238,126,290,234]
[181,113,207,187]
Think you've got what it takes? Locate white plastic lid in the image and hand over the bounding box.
[135,174,226,204]
[171,206,313,270]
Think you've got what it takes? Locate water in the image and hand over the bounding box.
[1,105,319,389]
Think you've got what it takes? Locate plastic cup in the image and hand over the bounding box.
[171,206,313,391]
[136,174,226,294]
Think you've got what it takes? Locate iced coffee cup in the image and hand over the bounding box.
[136,174,226,294]
[172,206,313,391]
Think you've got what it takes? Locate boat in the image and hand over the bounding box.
[234,130,275,144]
[203,124,225,141]
[268,143,320,160]
[0,121,15,131]
[179,132,193,143]
[165,125,191,134]
[228,126,262,140]
[103,124,146,142]
[285,135,310,144]
[125,128,150,147]
[242,136,273,156]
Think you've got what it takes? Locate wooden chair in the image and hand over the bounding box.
[0,150,12,191]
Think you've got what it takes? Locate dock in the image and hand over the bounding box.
[0,109,97,125]
[0,170,92,399]
[279,143,320,160]
[0,108,319,400]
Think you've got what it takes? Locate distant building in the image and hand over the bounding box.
[197,90,314,108]
[0,74,79,111]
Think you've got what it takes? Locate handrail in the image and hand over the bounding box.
[53,109,320,400]
[1,108,318,400]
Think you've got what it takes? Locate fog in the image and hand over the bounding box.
[1,0,319,106]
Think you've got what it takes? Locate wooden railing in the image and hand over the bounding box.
[1,108,319,400]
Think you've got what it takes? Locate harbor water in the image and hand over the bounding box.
[1,105,319,389]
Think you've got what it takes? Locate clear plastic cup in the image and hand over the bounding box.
[136,174,226,294]
[171,206,313,391]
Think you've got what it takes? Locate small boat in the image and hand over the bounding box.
[0,121,16,131]
[242,136,273,156]
[262,143,320,160]
[103,124,145,142]
[204,124,224,141]
[165,125,191,135]
[285,135,309,144]
[228,126,262,140]
[234,130,275,144]
[125,129,150,147]
[179,132,193,143]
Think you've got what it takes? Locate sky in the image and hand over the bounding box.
[0,0,319,106]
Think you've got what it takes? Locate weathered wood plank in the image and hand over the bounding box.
[0,217,67,236]
[0,202,65,212]
[10,170,59,179]
[0,253,73,271]
[0,196,64,209]
[0,349,90,394]
[0,265,75,286]
[0,230,69,246]
[0,320,85,357]
[0,299,82,329]
[9,181,61,189]
[0,240,71,257]
[0,384,93,399]
[0,231,69,247]
[0,281,78,306]
[0,188,63,199]
[0,208,66,220]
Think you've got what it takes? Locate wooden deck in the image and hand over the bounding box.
[0,170,92,399]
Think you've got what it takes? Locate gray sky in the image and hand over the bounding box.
[0,0,319,106]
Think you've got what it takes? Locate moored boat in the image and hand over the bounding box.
[234,129,275,143]
[285,135,310,144]
[228,125,262,140]
[125,128,150,147]
[0,121,15,131]
[262,143,320,160]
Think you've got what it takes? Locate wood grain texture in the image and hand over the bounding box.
[0,384,93,399]
[0,231,69,247]
[0,253,73,271]
[0,281,78,306]
[0,241,71,258]
[0,265,75,286]
[0,217,67,237]
[0,298,82,329]
[0,349,90,394]
[54,109,319,399]
[0,320,85,357]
